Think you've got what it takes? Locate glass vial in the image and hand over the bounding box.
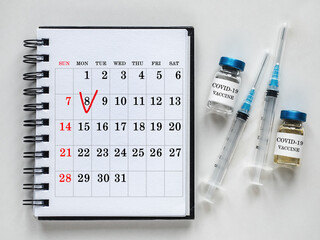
[274,110,307,166]
[207,57,245,115]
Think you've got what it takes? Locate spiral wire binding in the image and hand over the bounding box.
[24,119,49,127]
[24,103,49,111]
[23,199,49,206]
[23,38,50,207]
[24,38,49,49]
[23,54,49,64]
[23,183,49,190]
[23,167,49,174]
[23,87,49,96]
[23,71,49,81]
[24,135,49,143]
[24,151,49,159]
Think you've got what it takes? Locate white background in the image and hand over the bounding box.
[0,0,319,239]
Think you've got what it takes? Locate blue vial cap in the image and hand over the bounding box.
[280,110,307,122]
[219,57,245,71]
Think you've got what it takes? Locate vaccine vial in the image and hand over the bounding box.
[274,110,307,166]
[207,57,245,114]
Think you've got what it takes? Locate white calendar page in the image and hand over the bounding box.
[34,27,193,218]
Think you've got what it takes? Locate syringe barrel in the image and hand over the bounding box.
[206,114,247,200]
[254,91,278,168]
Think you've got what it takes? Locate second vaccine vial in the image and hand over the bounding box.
[207,57,245,115]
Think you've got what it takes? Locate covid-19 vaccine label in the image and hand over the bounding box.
[208,77,240,108]
[274,132,304,159]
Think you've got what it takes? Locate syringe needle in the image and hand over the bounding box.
[275,23,287,65]
[253,52,269,89]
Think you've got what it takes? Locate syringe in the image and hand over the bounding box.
[251,23,287,185]
[205,52,269,202]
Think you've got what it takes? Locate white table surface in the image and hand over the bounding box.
[0,0,319,239]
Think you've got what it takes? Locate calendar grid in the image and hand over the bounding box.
[55,67,185,198]
[108,67,111,197]
[54,69,57,197]
[72,69,75,197]
[127,68,129,197]
[54,196,182,198]
[90,68,93,197]
[57,170,183,172]
[163,68,166,196]
[182,68,185,197]
[55,118,184,121]
[109,69,113,196]
[54,144,183,147]
[181,68,184,198]
[55,93,184,95]
[145,69,148,196]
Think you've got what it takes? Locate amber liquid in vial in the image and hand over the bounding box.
[274,120,304,166]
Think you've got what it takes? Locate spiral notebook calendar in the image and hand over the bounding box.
[23,27,194,220]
